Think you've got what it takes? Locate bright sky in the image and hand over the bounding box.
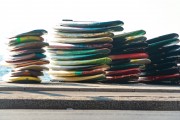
[0,0,180,54]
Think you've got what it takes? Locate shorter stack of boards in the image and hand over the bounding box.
[139,33,180,84]
[106,30,151,83]
[3,29,49,83]
[47,19,124,82]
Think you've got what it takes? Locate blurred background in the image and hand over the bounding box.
[0,0,179,80]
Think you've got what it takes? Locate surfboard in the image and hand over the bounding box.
[149,48,180,59]
[110,63,140,70]
[109,53,149,60]
[54,25,123,33]
[113,41,148,49]
[106,68,140,76]
[9,36,44,46]
[147,45,180,55]
[60,20,124,28]
[3,76,41,83]
[9,41,49,51]
[144,62,177,71]
[9,29,48,39]
[53,32,114,38]
[146,33,179,44]
[51,57,112,66]
[84,64,110,71]
[109,58,150,65]
[48,64,110,71]
[6,53,46,63]
[49,53,108,60]
[139,74,180,81]
[147,38,179,50]
[111,47,146,54]
[48,68,105,77]
[130,59,151,65]
[47,48,111,56]
[112,36,147,46]
[141,67,179,76]
[11,70,43,77]
[10,48,46,57]
[149,51,180,62]
[113,30,146,39]
[9,59,49,68]
[49,65,96,71]
[50,74,106,82]
[150,56,180,64]
[106,74,139,81]
[110,59,130,65]
[48,43,112,50]
[50,37,113,44]
[15,65,49,71]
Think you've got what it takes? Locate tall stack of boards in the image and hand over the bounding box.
[139,33,180,84]
[3,29,49,83]
[47,20,124,82]
[105,30,151,83]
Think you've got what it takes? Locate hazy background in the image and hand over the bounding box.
[0,0,179,79]
[0,0,179,50]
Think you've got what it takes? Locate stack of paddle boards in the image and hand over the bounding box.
[139,33,180,84]
[106,30,150,83]
[47,20,124,82]
[3,29,49,83]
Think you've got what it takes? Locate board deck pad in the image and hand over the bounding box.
[48,19,124,82]
[3,29,49,83]
[106,30,150,83]
[139,33,180,84]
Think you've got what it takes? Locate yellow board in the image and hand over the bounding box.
[130,59,151,65]
[51,74,105,82]
[4,76,41,83]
